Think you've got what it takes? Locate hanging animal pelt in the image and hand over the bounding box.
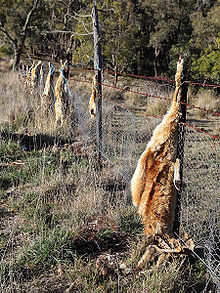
[89,75,97,118]
[30,60,42,94]
[26,62,35,79]
[41,62,55,115]
[131,56,184,239]
[54,61,70,126]
[25,62,35,90]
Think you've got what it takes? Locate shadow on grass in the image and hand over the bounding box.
[0,130,70,151]
[73,229,128,256]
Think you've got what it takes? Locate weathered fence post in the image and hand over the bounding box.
[173,56,188,235]
[92,0,103,169]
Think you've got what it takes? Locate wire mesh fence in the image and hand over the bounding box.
[20,65,220,290]
[180,125,220,289]
[73,81,220,290]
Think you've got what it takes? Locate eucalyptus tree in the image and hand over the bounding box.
[139,0,194,76]
[39,0,93,72]
[0,0,40,70]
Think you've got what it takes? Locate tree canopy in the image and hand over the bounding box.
[0,0,219,82]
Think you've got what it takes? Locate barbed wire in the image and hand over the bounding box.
[183,123,220,141]
[27,65,220,88]
[186,81,220,88]
[69,77,220,117]
[67,67,220,88]
[71,74,219,288]
[25,65,220,116]
[68,76,220,140]
[98,82,220,117]
[72,88,219,290]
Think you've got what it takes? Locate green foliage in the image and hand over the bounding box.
[0,44,13,58]
[119,206,143,236]
[0,140,21,163]
[100,1,141,72]
[189,3,220,82]
[0,140,64,190]
[192,36,220,82]
[20,229,75,269]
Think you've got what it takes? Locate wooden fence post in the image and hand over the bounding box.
[92,0,103,169]
[173,58,188,235]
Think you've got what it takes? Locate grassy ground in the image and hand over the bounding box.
[0,70,218,292]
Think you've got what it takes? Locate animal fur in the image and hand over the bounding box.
[30,60,42,92]
[41,62,55,115]
[25,62,35,89]
[89,75,97,118]
[26,62,35,79]
[54,64,70,126]
[131,56,184,238]
[25,61,42,96]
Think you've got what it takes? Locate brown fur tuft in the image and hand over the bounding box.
[89,75,97,118]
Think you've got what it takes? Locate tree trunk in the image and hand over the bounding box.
[154,47,160,77]
[153,59,158,78]
[12,0,39,71]
[13,45,22,71]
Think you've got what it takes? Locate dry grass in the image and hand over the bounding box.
[146,98,170,117]
[123,91,144,106]
[0,71,217,292]
[0,71,76,139]
[191,90,220,118]
[0,58,14,72]
[0,72,27,125]
[103,85,124,101]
